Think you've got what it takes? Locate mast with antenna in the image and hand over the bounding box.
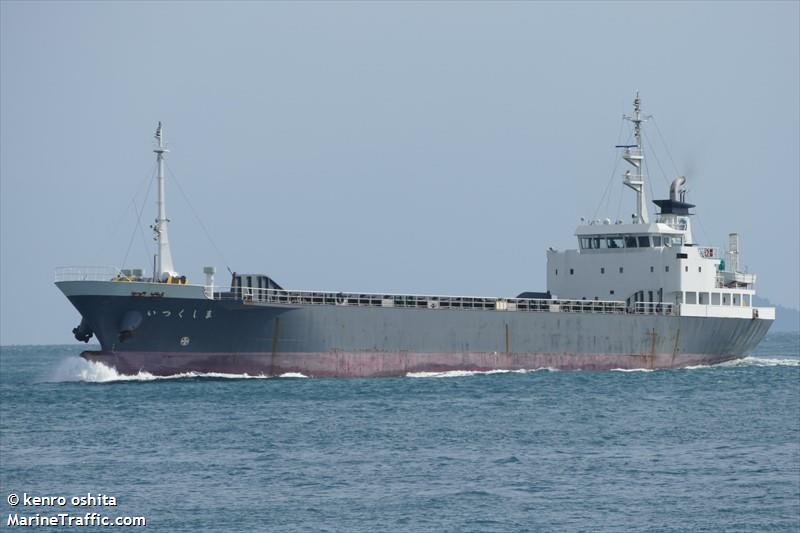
[621,92,649,224]
[152,122,176,281]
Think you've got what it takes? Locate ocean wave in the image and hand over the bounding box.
[43,357,283,383]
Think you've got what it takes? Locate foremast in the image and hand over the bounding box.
[152,122,177,281]
[621,92,649,224]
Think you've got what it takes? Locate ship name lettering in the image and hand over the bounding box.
[205,310,212,319]
[162,311,171,317]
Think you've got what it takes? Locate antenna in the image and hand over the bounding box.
[621,92,650,224]
[151,122,176,281]
[727,233,740,273]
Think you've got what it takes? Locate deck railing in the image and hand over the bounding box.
[214,286,632,315]
[54,266,677,317]
[632,301,676,315]
[54,266,124,282]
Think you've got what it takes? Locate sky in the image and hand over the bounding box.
[1,1,798,344]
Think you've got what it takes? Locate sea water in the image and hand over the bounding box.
[1,333,798,531]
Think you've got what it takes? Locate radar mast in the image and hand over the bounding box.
[621,92,649,224]
[152,122,176,281]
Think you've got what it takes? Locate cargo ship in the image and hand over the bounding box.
[55,94,775,376]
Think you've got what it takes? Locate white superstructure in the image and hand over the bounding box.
[547,94,769,320]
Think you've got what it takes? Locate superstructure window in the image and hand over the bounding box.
[600,267,605,274]
[671,236,684,246]
[665,266,670,272]
[608,236,624,249]
[653,236,662,247]
[625,236,637,248]
[570,269,574,275]
[638,236,650,247]
[592,237,606,249]
[650,266,654,273]
[619,267,624,274]
[580,237,591,249]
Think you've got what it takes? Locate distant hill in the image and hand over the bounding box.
[753,296,800,332]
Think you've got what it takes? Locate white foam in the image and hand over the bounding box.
[682,364,713,370]
[610,368,655,372]
[723,356,799,367]
[683,356,800,370]
[278,372,309,378]
[43,357,274,383]
[406,368,555,378]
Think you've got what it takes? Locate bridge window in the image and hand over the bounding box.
[652,236,662,247]
[608,236,624,249]
[685,292,697,304]
[638,236,650,247]
[744,294,751,306]
[625,236,638,248]
[722,294,730,305]
[580,237,591,249]
[733,294,740,306]
[699,292,708,304]
[712,293,720,305]
[593,237,606,249]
